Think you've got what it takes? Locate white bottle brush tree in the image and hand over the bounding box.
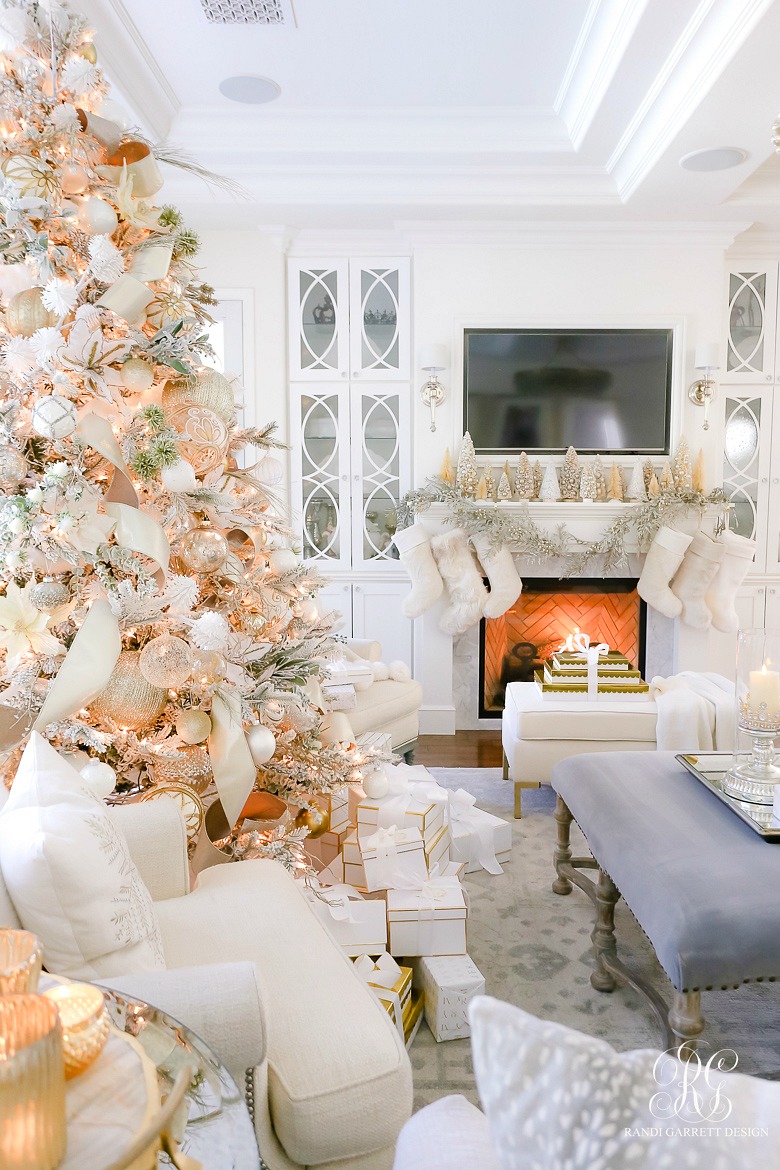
[0,0,368,865]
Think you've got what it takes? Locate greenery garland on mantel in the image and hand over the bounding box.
[397,479,727,578]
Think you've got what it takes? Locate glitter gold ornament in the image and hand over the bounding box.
[175,709,212,745]
[29,577,70,613]
[140,780,205,840]
[166,403,229,477]
[90,650,167,730]
[1,154,58,199]
[190,649,226,686]
[139,634,194,689]
[5,288,57,336]
[179,524,229,574]
[294,804,330,839]
[0,444,27,488]
[78,42,98,64]
[162,369,235,423]
[150,746,213,795]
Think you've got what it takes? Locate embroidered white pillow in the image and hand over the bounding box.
[469,996,777,1170]
[0,733,165,979]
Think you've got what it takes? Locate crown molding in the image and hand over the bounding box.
[555,0,650,149]
[726,227,780,256]
[286,229,411,256]
[607,0,775,200]
[80,0,180,139]
[393,219,751,249]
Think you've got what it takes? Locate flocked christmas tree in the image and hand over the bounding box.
[514,451,533,499]
[456,432,479,497]
[559,445,580,501]
[0,0,366,865]
[483,463,495,501]
[496,466,513,501]
[626,461,647,502]
[579,460,597,502]
[672,437,692,492]
[538,462,560,501]
[592,456,607,501]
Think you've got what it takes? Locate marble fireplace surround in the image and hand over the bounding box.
[412,501,711,733]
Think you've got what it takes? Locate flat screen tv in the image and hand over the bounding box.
[463,328,673,454]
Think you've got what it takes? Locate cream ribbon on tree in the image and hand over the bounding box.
[208,690,257,828]
[33,599,122,733]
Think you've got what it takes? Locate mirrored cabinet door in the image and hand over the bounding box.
[349,260,410,380]
[722,266,778,384]
[722,388,774,573]
[289,261,349,379]
[351,386,410,570]
[292,388,352,569]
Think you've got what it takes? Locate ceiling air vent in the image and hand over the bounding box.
[199,0,289,24]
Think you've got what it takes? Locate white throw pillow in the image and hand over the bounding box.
[469,996,778,1170]
[0,733,165,978]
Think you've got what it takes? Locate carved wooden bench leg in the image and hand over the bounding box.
[590,868,621,993]
[552,794,574,894]
[668,990,704,1061]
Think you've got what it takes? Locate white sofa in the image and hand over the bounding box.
[0,797,413,1170]
[343,640,422,759]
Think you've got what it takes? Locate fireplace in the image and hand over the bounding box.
[479,578,647,717]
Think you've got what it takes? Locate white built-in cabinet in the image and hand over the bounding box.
[722,262,780,578]
[288,257,413,666]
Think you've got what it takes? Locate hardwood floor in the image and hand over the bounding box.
[414,729,503,768]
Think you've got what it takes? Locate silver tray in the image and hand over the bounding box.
[676,752,780,841]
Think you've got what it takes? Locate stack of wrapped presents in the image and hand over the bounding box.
[535,645,650,700]
[300,756,511,1046]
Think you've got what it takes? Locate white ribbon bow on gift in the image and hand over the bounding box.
[374,763,448,831]
[354,953,405,1038]
[586,643,610,697]
[447,789,503,875]
[405,872,467,954]
[306,877,363,923]
[362,825,417,890]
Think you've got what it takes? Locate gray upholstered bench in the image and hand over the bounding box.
[551,751,780,1056]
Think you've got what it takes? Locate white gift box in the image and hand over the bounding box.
[360,826,428,893]
[355,731,393,754]
[424,825,451,873]
[322,682,357,711]
[447,791,512,875]
[414,955,485,1042]
[306,883,387,957]
[316,855,345,884]
[357,794,444,848]
[306,824,351,868]
[325,660,374,688]
[314,786,350,835]
[343,831,366,890]
[347,782,366,822]
[386,877,468,957]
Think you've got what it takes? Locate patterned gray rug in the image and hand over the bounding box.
[409,768,780,1111]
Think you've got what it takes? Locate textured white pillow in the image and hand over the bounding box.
[0,733,165,978]
[469,996,777,1170]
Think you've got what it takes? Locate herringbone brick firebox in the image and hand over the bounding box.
[479,578,647,716]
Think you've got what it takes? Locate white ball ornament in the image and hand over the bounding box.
[246,723,277,766]
[120,358,154,392]
[256,455,284,486]
[59,162,89,194]
[31,394,78,440]
[363,770,390,799]
[267,548,298,576]
[175,709,212,745]
[80,760,117,799]
[297,598,320,623]
[139,634,194,689]
[77,196,118,236]
[161,459,197,493]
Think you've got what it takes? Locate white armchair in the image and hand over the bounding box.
[342,639,422,761]
[1,796,413,1170]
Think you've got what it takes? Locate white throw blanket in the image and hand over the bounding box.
[650,671,736,751]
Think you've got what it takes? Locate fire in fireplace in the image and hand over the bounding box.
[479,578,647,717]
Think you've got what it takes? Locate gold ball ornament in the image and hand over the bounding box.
[179,524,229,574]
[166,403,229,478]
[294,805,330,839]
[175,709,212,745]
[1,155,58,200]
[90,650,168,730]
[139,634,194,688]
[140,780,205,840]
[120,358,154,392]
[190,649,227,686]
[5,288,57,336]
[162,369,236,423]
[78,42,98,64]
[150,747,213,796]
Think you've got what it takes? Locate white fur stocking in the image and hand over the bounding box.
[392,522,443,618]
[705,530,757,632]
[471,533,523,619]
[637,526,693,618]
[670,532,725,629]
[431,528,488,635]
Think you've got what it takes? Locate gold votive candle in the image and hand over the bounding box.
[44,983,111,1079]
[0,995,66,1170]
[0,930,43,994]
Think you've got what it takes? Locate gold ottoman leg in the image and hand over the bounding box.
[502,750,509,781]
[513,780,541,819]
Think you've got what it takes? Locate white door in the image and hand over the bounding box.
[352,580,413,667]
[349,259,411,381]
[722,265,778,385]
[288,260,349,380]
[765,585,780,630]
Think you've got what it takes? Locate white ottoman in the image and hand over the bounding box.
[501,682,657,817]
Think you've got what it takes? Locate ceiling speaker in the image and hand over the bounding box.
[199,0,286,23]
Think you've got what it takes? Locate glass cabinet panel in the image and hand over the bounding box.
[723,266,778,383]
[349,260,410,380]
[352,387,410,569]
[298,392,349,566]
[289,262,348,379]
[723,395,761,539]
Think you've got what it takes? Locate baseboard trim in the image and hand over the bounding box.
[419,705,457,735]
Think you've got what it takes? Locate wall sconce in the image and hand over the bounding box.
[419,345,448,432]
[688,343,720,431]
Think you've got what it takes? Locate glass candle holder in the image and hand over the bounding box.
[44,982,111,1079]
[0,930,43,995]
[725,628,780,804]
[0,994,66,1170]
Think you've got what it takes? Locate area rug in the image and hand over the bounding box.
[408,767,780,1110]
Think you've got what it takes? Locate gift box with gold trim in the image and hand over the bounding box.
[356,794,444,848]
[386,878,468,957]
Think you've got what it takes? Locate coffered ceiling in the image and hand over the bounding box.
[81,0,780,234]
